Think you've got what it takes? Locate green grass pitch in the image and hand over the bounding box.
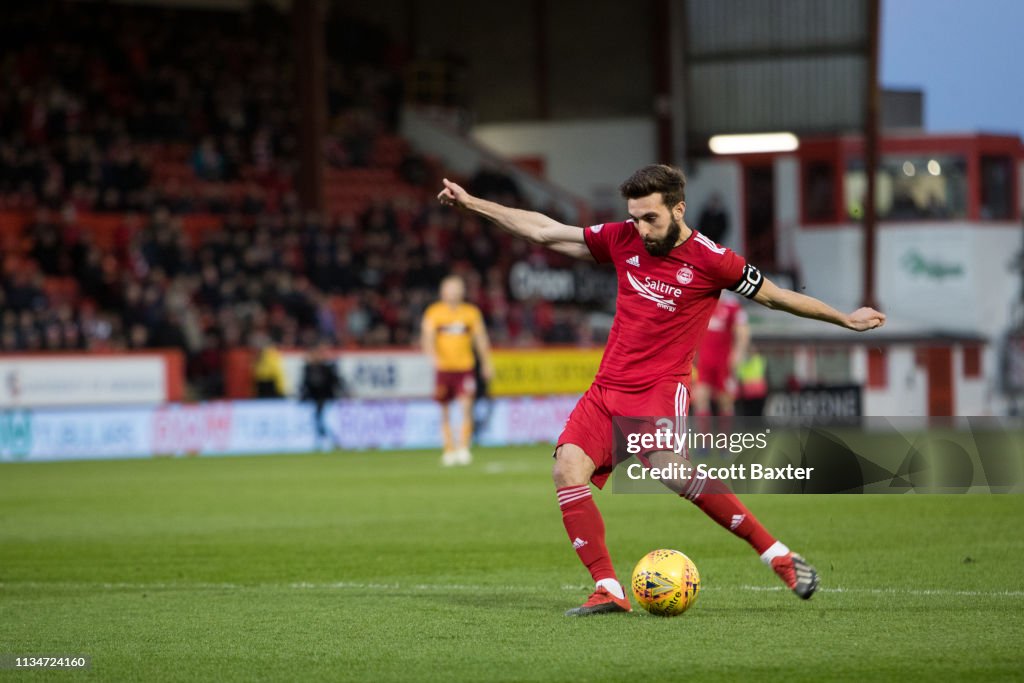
[1,447,1023,682]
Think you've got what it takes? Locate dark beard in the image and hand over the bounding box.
[641,218,682,257]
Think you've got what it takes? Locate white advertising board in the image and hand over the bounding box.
[279,351,435,399]
[0,356,169,408]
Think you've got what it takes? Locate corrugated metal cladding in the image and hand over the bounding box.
[684,0,870,136]
[686,0,868,55]
[688,56,865,135]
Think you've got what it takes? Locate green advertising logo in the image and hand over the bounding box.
[901,249,964,281]
[0,411,32,461]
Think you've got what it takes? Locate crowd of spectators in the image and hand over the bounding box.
[0,2,403,215]
[0,2,595,398]
[2,195,594,394]
[1,2,289,214]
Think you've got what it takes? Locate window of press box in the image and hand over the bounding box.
[980,155,1014,220]
[844,155,967,220]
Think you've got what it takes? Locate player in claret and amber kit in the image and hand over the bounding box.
[421,275,494,466]
[438,164,886,616]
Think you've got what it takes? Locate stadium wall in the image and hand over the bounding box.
[859,343,988,416]
[859,346,928,416]
[793,220,1021,404]
[468,117,752,258]
[757,338,989,416]
[402,106,589,222]
[472,118,658,209]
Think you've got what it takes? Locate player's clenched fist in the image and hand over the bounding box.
[845,307,887,331]
[437,178,471,209]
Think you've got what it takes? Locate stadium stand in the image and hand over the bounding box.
[0,2,593,398]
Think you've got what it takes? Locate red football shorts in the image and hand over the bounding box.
[435,370,476,403]
[557,380,690,489]
[696,356,736,395]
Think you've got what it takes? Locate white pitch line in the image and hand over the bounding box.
[737,584,1024,598]
[2,581,1023,598]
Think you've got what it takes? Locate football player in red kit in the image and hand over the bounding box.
[438,165,886,616]
[694,292,750,417]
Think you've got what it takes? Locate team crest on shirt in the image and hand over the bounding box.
[676,266,694,285]
[589,224,604,233]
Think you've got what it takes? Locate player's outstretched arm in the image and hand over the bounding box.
[752,278,886,332]
[437,178,593,261]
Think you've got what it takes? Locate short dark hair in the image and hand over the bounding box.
[619,164,687,209]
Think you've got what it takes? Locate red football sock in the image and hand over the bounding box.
[680,475,776,555]
[556,485,617,583]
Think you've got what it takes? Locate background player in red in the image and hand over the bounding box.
[438,165,886,616]
[694,291,750,417]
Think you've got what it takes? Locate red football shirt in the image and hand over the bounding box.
[583,220,761,392]
[697,293,748,365]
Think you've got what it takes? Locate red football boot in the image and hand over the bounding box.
[564,586,633,616]
[770,552,820,600]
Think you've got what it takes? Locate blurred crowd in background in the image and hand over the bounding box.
[0,2,405,212]
[0,2,597,397]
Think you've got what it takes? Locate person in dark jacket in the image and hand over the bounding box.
[300,342,345,450]
[697,192,730,244]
